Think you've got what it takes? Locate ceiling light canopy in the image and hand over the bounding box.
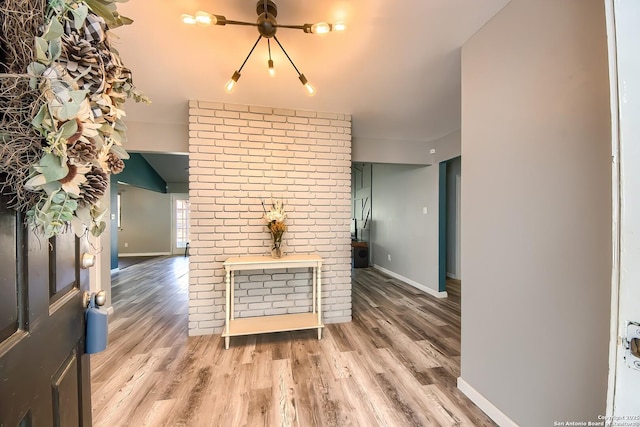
[182,0,345,95]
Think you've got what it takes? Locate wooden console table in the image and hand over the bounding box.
[222,254,324,349]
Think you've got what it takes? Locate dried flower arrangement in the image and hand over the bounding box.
[262,199,287,257]
[0,0,149,239]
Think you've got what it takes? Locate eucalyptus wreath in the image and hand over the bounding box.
[0,0,148,239]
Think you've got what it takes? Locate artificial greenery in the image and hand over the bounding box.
[0,0,148,239]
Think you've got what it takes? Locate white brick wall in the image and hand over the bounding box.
[187,101,352,336]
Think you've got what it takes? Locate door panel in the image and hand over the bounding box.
[0,194,92,426]
[52,351,80,427]
[0,202,18,342]
[52,233,78,296]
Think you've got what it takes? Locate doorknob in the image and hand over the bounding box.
[94,290,106,307]
[81,252,96,269]
[82,290,106,308]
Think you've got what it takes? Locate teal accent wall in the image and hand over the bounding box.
[116,153,167,193]
[438,161,447,292]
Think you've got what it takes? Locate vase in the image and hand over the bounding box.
[271,242,282,259]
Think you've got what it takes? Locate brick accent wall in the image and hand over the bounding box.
[187,101,352,336]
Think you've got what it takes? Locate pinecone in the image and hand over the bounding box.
[107,152,125,174]
[59,33,106,95]
[78,167,108,207]
[68,140,97,164]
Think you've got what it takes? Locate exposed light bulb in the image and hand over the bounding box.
[304,82,316,96]
[333,21,346,31]
[195,11,214,25]
[225,71,241,93]
[268,59,275,77]
[311,22,331,34]
[299,74,315,96]
[181,14,197,25]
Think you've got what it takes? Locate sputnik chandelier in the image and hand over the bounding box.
[182,0,345,96]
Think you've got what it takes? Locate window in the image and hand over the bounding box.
[175,199,190,248]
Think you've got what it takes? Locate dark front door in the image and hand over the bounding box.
[0,194,92,426]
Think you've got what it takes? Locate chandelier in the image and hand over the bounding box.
[182,0,345,96]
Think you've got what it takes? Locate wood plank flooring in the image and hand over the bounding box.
[446,279,461,299]
[91,257,494,427]
[117,255,162,270]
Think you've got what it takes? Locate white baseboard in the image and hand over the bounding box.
[105,306,114,315]
[446,272,460,280]
[373,265,448,299]
[110,268,119,273]
[457,377,519,427]
[118,252,171,257]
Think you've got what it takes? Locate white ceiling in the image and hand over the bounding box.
[115,0,509,146]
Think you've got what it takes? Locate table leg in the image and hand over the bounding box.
[225,268,231,350]
[317,264,322,339]
[231,271,235,321]
[312,266,317,314]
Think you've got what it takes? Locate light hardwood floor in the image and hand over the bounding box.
[91,257,493,427]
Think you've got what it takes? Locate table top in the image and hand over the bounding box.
[223,254,323,269]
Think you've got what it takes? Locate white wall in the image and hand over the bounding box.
[460,0,611,425]
[118,186,172,255]
[370,131,460,295]
[371,164,438,290]
[353,130,461,166]
[353,137,431,165]
[188,101,352,336]
[125,121,188,154]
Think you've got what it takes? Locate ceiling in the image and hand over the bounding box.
[140,153,189,184]
[115,0,510,148]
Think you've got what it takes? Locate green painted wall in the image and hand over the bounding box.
[115,153,167,193]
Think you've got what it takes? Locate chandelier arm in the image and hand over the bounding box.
[273,35,302,76]
[225,20,260,27]
[272,24,308,30]
[238,35,264,73]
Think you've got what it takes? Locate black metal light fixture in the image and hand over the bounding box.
[182,0,345,96]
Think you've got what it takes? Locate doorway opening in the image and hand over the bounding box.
[438,156,461,298]
[172,195,190,256]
